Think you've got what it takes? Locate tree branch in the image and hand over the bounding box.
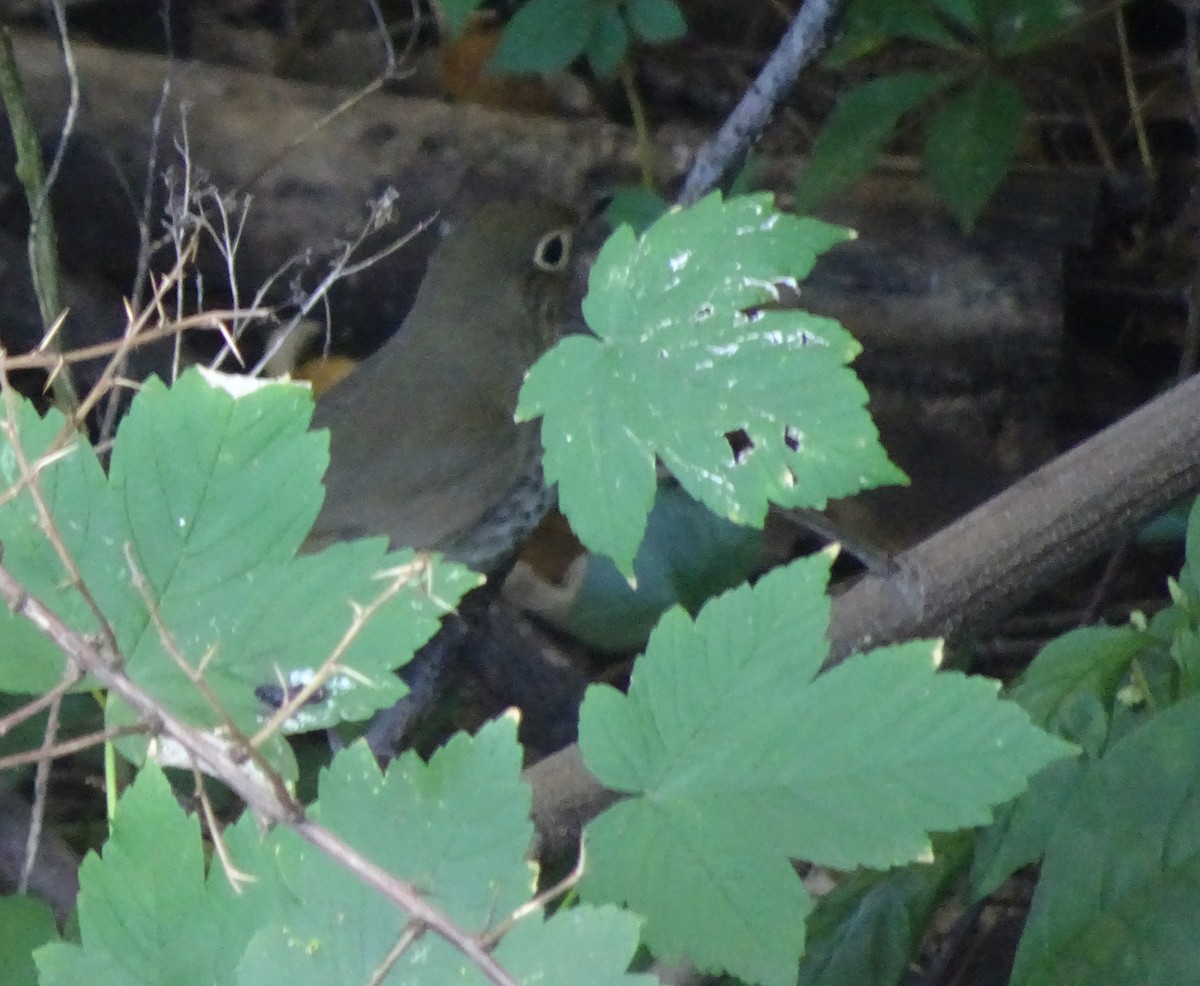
[679,0,842,204]
[527,371,1200,862]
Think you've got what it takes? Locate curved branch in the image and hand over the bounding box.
[528,371,1200,862]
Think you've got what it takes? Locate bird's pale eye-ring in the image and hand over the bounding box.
[533,228,572,271]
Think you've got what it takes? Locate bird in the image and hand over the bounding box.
[305,200,580,574]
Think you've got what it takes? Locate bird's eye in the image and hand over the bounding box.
[533,228,572,271]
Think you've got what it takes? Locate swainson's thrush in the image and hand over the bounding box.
[305,201,578,572]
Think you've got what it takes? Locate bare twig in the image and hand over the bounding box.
[17,691,59,894]
[0,724,144,772]
[0,558,520,986]
[366,922,428,986]
[0,667,82,738]
[1,307,266,372]
[250,554,453,746]
[679,0,841,204]
[246,191,434,379]
[481,841,586,948]
[233,0,405,196]
[193,765,257,894]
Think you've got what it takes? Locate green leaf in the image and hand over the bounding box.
[491,905,658,986]
[240,723,535,982]
[518,192,905,574]
[97,370,479,771]
[240,720,650,984]
[923,73,1025,231]
[578,555,1074,984]
[0,399,127,692]
[1179,494,1200,603]
[985,0,1080,54]
[491,0,602,73]
[970,755,1085,899]
[0,370,477,772]
[824,0,964,65]
[438,0,488,37]
[1010,690,1200,986]
[796,72,952,212]
[36,763,240,986]
[969,624,1143,897]
[1007,625,1147,740]
[604,185,669,233]
[625,0,687,43]
[0,895,59,986]
[798,835,971,986]
[586,4,629,78]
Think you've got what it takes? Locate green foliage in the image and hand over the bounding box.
[0,896,59,986]
[964,494,1200,986]
[800,0,1080,229]
[0,369,480,777]
[37,763,237,985]
[0,191,1183,984]
[795,71,955,213]
[577,554,1073,984]
[1009,692,1200,985]
[923,73,1026,229]
[35,723,654,986]
[603,184,670,234]
[519,192,906,575]
[796,834,972,986]
[442,0,686,78]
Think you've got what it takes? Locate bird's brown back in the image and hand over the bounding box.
[306,201,579,571]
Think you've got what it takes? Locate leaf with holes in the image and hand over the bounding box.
[518,192,906,574]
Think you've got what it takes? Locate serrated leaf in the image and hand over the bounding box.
[36,763,238,986]
[1010,690,1200,986]
[110,371,323,584]
[0,399,129,692]
[519,193,905,574]
[491,0,602,73]
[578,556,1073,983]
[93,371,478,770]
[924,73,1025,231]
[0,370,477,771]
[0,895,59,986]
[492,905,658,985]
[796,72,952,212]
[625,0,687,43]
[239,719,537,984]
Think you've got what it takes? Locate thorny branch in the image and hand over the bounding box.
[0,557,522,986]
